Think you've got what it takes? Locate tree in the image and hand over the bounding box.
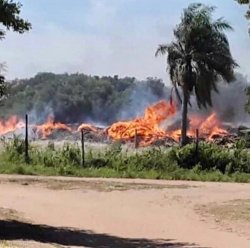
[156,3,237,146]
[236,0,249,3]
[235,0,250,35]
[0,0,31,97]
[0,73,169,123]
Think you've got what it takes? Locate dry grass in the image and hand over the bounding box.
[208,199,250,222]
[45,180,192,192]
[0,177,192,192]
[196,199,250,237]
[0,241,19,248]
[0,208,23,221]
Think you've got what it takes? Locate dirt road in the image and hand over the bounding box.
[0,175,249,248]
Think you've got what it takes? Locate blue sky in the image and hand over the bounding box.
[0,0,249,83]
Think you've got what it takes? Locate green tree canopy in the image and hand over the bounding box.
[156,3,237,146]
[0,0,31,97]
[0,73,168,124]
[235,0,250,34]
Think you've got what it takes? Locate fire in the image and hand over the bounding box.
[169,113,228,141]
[193,113,228,140]
[78,123,97,132]
[107,100,228,146]
[36,115,72,138]
[0,116,25,135]
[107,100,176,146]
[0,100,229,146]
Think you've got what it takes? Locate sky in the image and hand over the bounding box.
[0,0,249,84]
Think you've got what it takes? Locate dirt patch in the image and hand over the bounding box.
[0,209,24,248]
[196,199,250,237]
[0,208,24,222]
[208,199,250,222]
[0,241,19,248]
[1,175,250,247]
[0,177,193,192]
[45,180,192,192]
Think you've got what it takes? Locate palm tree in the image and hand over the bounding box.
[156,3,238,146]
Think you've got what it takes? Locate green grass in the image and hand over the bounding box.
[0,136,250,183]
[0,160,249,183]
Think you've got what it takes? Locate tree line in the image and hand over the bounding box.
[0,73,167,124]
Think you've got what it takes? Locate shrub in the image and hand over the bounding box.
[1,135,26,162]
[169,142,250,174]
[0,137,250,180]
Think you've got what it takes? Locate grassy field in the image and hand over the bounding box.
[0,160,250,182]
[0,137,250,183]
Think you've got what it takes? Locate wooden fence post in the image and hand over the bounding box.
[195,128,199,155]
[134,129,138,149]
[81,130,85,167]
[25,114,29,163]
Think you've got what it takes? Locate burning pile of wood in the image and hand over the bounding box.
[0,100,249,147]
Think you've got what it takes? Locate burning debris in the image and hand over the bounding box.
[0,100,245,146]
[107,100,231,146]
[107,100,176,146]
[35,115,72,139]
[185,113,229,141]
[0,116,25,136]
[78,123,98,133]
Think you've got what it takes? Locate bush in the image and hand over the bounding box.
[0,137,249,182]
[1,135,26,162]
[169,142,250,174]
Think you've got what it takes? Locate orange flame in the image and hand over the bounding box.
[107,100,228,146]
[77,123,98,132]
[0,116,25,135]
[0,101,229,146]
[194,113,228,140]
[107,100,176,146]
[36,115,71,138]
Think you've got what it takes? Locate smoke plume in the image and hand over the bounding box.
[189,73,250,126]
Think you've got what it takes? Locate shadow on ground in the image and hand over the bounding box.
[0,220,209,248]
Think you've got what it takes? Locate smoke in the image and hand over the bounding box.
[8,73,250,128]
[114,73,250,129]
[19,78,171,126]
[28,104,54,125]
[188,73,250,126]
[121,72,250,131]
[211,74,250,126]
[117,80,171,121]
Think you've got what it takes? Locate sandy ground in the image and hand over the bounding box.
[0,175,249,248]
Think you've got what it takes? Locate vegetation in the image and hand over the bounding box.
[1,73,167,124]
[0,0,31,97]
[0,137,249,182]
[235,0,250,35]
[245,87,250,113]
[156,3,237,146]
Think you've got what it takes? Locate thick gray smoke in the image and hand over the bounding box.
[28,104,54,124]
[23,73,250,128]
[119,73,250,129]
[117,80,171,121]
[211,74,250,126]
[189,73,250,126]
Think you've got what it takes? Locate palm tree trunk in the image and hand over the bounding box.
[180,86,188,146]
